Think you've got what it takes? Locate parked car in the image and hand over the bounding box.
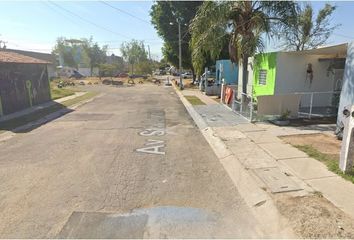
[181,72,193,79]
[200,71,217,87]
[115,72,128,78]
[69,70,85,79]
[129,74,148,79]
[202,71,216,79]
[154,70,166,76]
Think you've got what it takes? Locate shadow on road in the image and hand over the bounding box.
[0,101,73,133]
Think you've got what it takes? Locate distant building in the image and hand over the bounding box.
[4,48,58,79]
[106,54,123,65]
[0,51,51,116]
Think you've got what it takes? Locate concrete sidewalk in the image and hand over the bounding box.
[175,87,354,228]
[182,89,219,105]
[0,92,86,123]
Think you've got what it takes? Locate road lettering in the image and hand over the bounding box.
[136,140,165,155]
[139,129,165,136]
[136,129,166,155]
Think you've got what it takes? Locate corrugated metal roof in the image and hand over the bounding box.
[0,51,50,64]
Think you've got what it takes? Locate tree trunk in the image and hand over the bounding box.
[90,65,93,77]
[131,63,134,75]
[242,55,249,94]
[191,69,196,84]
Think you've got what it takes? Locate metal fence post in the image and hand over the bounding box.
[249,94,253,122]
[309,92,314,119]
[240,93,243,114]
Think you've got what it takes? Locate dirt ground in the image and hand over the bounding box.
[276,194,354,238]
[280,133,341,159]
[278,133,354,238]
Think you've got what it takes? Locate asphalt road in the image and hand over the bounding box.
[0,83,262,238]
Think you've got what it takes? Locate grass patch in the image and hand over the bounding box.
[294,144,354,184]
[61,92,97,107]
[0,92,98,131]
[50,81,76,100]
[51,88,76,100]
[184,95,206,105]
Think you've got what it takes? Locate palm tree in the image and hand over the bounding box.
[190,1,296,93]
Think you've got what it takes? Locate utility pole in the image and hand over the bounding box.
[178,20,183,90]
[169,19,184,90]
[147,45,151,61]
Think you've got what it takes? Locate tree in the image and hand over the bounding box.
[99,63,116,78]
[277,3,339,51]
[53,37,107,74]
[189,1,230,75]
[53,37,79,68]
[189,1,296,93]
[150,1,203,79]
[82,38,108,76]
[120,40,148,75]
[135,60,153,75]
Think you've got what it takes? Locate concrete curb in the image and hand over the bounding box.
[173,85,295,238]
[0,93,104,142]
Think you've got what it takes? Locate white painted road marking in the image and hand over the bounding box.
[136,129,166,155]
[146,139,164,145]
[136,142,165,155]
[139,129,165,136]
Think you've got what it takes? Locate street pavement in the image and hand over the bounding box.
[0,83,262,238]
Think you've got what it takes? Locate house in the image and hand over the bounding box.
[78,67,99,77]
[215,59,238,107]
[3,48,57,79]
[106,54,123,65]
[0,51,51,116]
[236,43,348,120]
[216,59,238,85]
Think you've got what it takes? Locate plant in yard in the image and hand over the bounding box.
[279,109,291,121]
[189,1,297,93]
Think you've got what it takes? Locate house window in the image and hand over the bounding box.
[259,69,267,85]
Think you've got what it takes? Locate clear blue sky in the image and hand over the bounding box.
[1,1,354,60]
[0,1,163,59]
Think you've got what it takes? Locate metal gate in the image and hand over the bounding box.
[232,90,254,122]
[221,84,254,122]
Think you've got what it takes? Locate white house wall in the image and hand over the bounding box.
[47,65,57,79]
[275,52,336,107]
[237,57,254,96]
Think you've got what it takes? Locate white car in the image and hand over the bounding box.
[181,72,193,79]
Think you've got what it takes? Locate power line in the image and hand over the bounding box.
[47,1,131,39]
[100,1,151,25]
[333,33,354,40]
[42,1,85,30]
